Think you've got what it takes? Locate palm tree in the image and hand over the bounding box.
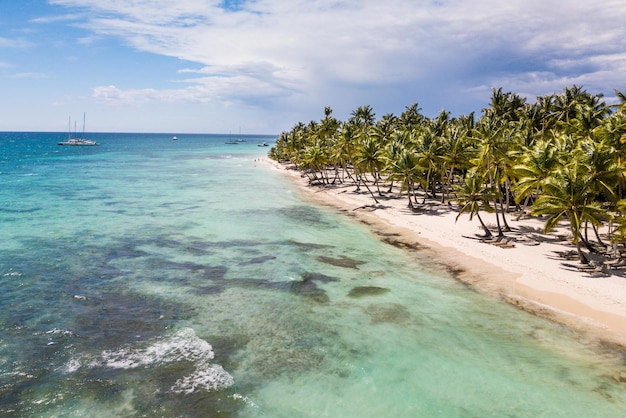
[574,137,622,246]
[531,164,607,264]
[484,87,526,124]
[354,137,384,202]
[314,106,340,148]
[398,103,425,130]
[454,170,496,238]
[382,131,411,193]
[267,84,625,268]
[611,199,626,247]
[574,137,620,201]
[415,126,445,203]
[440,124,473,202]
[512,137,563,218]
[330,123,357,184]
[553,85,587,125]
[611,88,626,115]
[472,115,510,235]
[350,105,376,127]
[597,111,626,199]
[301,142,330,185]
[386,148,422,209]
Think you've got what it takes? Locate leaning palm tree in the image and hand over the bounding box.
[454,170,497,238]
[574,137,621,246]
[354,137,384,201]
[597,111,626,199]
[608,88,626,120]
[574,137,621,201]
[440,123,474,202]
[301,142,330,184]
[415,126,445,203]
[611,199,626,248]
[531,164,607,264]
[512,137,563,218]
[329,123,357,184]
[472,115,510,236]
[386,148,422,209]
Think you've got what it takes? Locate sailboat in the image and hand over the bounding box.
[58,113,99,146]
[225,130,239,144]
[226,128,245,144]
[236,127,245,142]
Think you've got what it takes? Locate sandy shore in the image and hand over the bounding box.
[264,158,626,349]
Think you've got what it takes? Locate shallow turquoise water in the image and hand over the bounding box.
[1,132,625,417]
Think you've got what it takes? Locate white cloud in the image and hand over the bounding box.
[47,0,626,120]
[29,13,83,24]
[0,37,34,48]
[10,72,49,79]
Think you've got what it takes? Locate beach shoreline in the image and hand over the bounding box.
[263,158,626,350]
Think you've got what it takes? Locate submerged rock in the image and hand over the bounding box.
[284,272,341,304]
[348,286,390,298]
[290,277,330,304]
[317,255,365,269]
[364,303,410,324]
[241,255,276,265]
[194,284,225,295]
[301,272,340,283]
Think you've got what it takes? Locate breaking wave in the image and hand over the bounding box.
[65,328,233,394]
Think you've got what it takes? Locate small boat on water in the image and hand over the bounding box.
[258,142,269,147]
[58,138,99,146]
[226,128,245,144]
[172,136,178,140]
[58,114,99,146]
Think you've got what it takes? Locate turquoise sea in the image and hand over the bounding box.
[1,131,625,417]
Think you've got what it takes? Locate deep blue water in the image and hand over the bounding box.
[1,132,625,417]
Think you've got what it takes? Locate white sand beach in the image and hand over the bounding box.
[265,159,626,348]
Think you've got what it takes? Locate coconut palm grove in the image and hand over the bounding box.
[269,86,626,265]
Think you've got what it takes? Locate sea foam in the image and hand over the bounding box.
[65,328,234,393]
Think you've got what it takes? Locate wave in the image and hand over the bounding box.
[65,328,234,394]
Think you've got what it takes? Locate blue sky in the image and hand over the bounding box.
[1,0,625,134]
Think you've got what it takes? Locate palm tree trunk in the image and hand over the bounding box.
[353,171,361,191]
[579,233,596,253]
[515,194,531,221]
[487,166,504,236]
[359,175,379,204]
[343,163,356,184]
[493,198,504,237]
[499,197,511,232]
[373,170,382,196]
[592,223,606,248]
[332,165,340,184]
[576,240,589,264]
[515,185,539,221]
[406,178,414,208]
[422,168,432,204]
[476,212,493,238]
[387,180,394,193]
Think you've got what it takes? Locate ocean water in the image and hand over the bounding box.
[1,131,625,417]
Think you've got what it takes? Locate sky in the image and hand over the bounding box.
[0,0,625,134]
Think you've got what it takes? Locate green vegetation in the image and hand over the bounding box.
[269,86,626,264]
